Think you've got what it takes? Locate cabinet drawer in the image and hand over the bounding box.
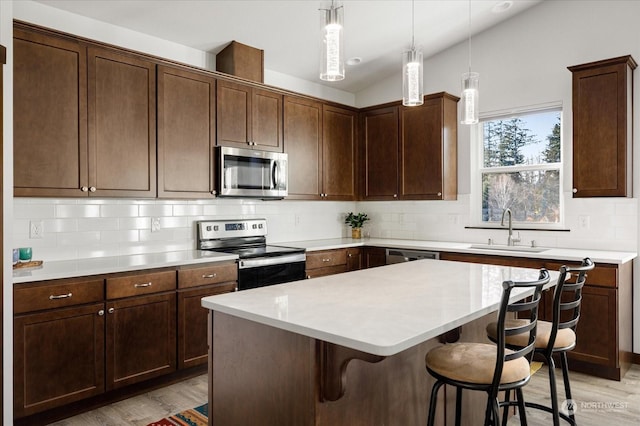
[543,261,617,288]
[306,249,347,269]
[14,279,104,314]
[178,262,238,289]
[107,270,176,299]
[306,265,347,279]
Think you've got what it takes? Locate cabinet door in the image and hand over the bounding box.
[178,283,236,369]
[106,292,176,390]
[361,106,399,200]
[14,303,105,417]
[400,94,457,200]
[322,105,357,200]
[217,80,251,148]
[284,96,323,199]
[570,56,636,197]
[346,248,362,271]
[88,47,156,197]
[13,27,89,197]
[252,88,283,151]
[158,65,216,198]
[363,247,387,269]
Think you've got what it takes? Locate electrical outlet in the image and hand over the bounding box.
[151,217,161,232]
[30,220,43,239]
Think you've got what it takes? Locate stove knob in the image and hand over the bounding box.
[252,224,257,229]
[258,224,263,229]
[206,226,212,231]
[214,225,219,231]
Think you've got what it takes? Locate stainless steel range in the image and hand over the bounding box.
[197,219,306,290]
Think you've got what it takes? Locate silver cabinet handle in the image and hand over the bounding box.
[347,253,352,258]
[202,273,217,279]
[108,308,115,314]
[89,186,96,192]
[98,310,105,316]
[211,190,217,196]
[322,258,331,262]
[393,194,398,198]
[134,282,152,288]
[437,192,442,196]
[307,275,312,279]
[572,188,578,194]
[81,186,89,192]
[49,292,72,300]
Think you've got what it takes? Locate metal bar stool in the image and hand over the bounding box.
[486,257,594,425]
[425,269,550,426]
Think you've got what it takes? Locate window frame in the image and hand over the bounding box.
[471,104,565,230]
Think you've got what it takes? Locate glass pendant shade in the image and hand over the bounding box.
[320,2,344,81]
[461,71,479,124]
[402,48,423,106]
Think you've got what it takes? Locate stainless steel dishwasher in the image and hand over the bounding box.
[385,248,440,264]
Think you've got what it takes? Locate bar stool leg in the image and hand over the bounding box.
[515,388,528,426]
[455,387,463,426]
[501,390,511,426]
[545,354,561,426]
[427,381,444,426]
[560,352,577,424]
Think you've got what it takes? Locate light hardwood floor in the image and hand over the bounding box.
[50,365,640,425]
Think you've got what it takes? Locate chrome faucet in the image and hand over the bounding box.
[501,208,521,246]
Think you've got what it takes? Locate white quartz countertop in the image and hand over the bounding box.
[278,238,637,265]
[12,250,238,284]
[202,259,558,356]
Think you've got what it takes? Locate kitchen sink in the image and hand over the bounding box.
[469,244,549,253]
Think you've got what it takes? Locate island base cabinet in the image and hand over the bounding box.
[106,293,176,390]
[14,303,105,418]
[210,311,499,426]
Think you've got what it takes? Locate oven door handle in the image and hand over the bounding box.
[239,253,306,269]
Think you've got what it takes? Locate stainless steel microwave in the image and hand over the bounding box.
[215,146,288,198]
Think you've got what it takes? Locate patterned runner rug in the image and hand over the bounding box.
[148,403,208,426]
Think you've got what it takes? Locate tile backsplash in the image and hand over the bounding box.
[13,198,357,262]
[13,194,638,263]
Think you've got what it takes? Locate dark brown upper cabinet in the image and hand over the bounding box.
[14,24,157,198]
[360,93,458,201]
[569,55,636,197]
[361,106,400,200]
[322,105,357,200]
[284,96,323,199]
[87,47,157,197]
[157,65,216,198]
[13,27,88,197]
[216,80,283,152]
[399,93,458,200]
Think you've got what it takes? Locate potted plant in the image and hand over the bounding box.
[345,212,369,239]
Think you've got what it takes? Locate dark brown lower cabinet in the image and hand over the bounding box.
[439,251,632,380]
[106,292,176,390]
[178,283,236,369]
[363,247,387,269]
[346,247,362,271]
[14,303,105,418]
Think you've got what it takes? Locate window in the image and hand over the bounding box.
[478,109,562,226]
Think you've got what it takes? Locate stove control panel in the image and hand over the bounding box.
[198,219,268,241]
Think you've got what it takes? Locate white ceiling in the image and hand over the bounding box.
[34,0,543,93]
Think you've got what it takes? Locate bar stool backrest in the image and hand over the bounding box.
[548,257,595,353]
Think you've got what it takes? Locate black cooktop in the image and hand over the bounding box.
[214,245,304,259]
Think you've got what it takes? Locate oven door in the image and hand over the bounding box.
[217,146,287,198]
[237,260,305,290]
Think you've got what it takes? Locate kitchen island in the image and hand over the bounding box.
[202,259,556,426]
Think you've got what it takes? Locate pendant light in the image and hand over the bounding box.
[320,0,345,81]
[461,0,479,124]
[402,0,423,106]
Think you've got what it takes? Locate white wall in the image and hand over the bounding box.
[356,0,640,351]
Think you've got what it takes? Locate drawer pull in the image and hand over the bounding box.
[98,309,105,316]
[322,258,331,262]
[134,282,152,288]
[202,273,217,279]
[108,308,115,314]
[49,292,72,300]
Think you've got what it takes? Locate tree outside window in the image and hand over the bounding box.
[481,110,562,225]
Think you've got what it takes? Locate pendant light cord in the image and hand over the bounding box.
[411,0,415,50]
[467,0,472,73]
